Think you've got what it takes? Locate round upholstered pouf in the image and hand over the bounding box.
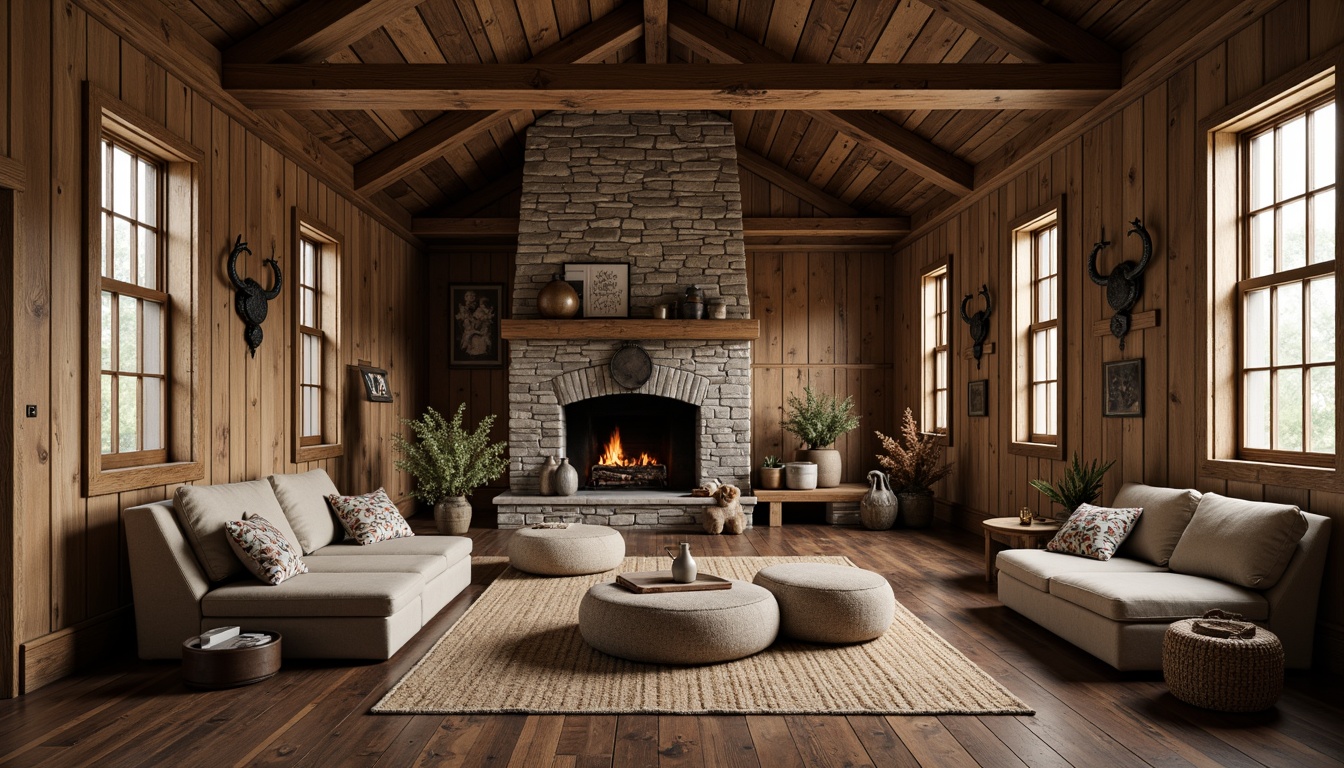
[579,581,779,664]
[508,525,625,576]
[752,563,895,644]
[1163,619,1284,712]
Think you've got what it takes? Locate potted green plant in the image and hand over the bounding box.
[1029,452,1115,521]
[759,455,784,490]
[876,408,954,528]
[392,403,508,535]
[781,385,861,488]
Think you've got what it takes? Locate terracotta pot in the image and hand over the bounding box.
[898,492,934,529]
[758,466,784,490]
[434,496,473,535]
[797,448,842,488]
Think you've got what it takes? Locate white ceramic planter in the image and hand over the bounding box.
[785,461,819,490]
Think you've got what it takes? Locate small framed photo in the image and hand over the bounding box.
[359,366,393,403]
[1103,359,1144,417]
[450,283,505,367]
[967,379,988,417]
[564,262,629,318]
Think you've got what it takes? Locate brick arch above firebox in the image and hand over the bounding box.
[550,364,710,407]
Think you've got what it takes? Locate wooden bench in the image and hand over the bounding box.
[753,483,869,526]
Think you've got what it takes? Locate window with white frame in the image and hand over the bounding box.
[922,261,951,439]
[1029,225,1060,443]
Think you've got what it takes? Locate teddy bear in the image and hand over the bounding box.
[703,483,747,535]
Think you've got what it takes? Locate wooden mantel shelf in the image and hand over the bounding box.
[502,319,760,340]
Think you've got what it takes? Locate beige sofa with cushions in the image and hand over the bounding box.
[996,483,1331,671]
[125,470,471,660]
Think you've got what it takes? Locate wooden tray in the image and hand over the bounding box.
[616,571,732,593]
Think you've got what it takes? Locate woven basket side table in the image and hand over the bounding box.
[1162,619,1283,712]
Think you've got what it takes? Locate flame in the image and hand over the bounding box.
[597,427,658,467]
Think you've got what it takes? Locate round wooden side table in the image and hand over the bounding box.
[981,517,1062,583]
[181,631,282,689]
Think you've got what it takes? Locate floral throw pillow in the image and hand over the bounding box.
[1045,503,1143,561]
[327,488,415,545]
[225,513,309,585]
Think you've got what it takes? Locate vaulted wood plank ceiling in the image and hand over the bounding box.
[172,0,1183,228]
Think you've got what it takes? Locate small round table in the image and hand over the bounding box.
[981,517,1061,583]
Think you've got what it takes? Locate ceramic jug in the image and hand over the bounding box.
[538,455,559,496]
[554,457,579,496]
[664,542,697,583]
[860,469,898,530]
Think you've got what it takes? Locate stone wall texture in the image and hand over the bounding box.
[511,110,748,319]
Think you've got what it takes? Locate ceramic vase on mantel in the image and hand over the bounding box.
[538,455,559,496]
[538,274,580,319]
[796,448,842,488]
[860,470,898,530]
[554,457,579,496]
[898,491,935,529]
[435,496,473,535]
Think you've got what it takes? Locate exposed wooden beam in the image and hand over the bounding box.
[735,147,856,217]
[644,0,668,64]
[923,0,1117,64]
[668,4,975,195]
[352,4,642,195]
[411,216,909,238]
[742,217,910,237]
[223,63,1118,111]
[225,0,425,64]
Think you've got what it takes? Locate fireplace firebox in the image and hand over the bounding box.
[565,394,697,490]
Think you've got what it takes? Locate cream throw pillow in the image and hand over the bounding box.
[268,469,343,554]
[1167,493,1308,588]
[1112,483,1201,566]
[174,480,300,582]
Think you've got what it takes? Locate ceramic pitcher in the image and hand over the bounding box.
[665,542,697,583]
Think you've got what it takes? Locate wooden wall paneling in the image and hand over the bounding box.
[16,0,53,652]
[1142,84,1170,487]
[245,132,263,486]
[1165,64,1197,490]
[1118,100,1145,501]
[50,0,87,632]
[807,254,834,365]
[1310,0,1343,56]
[1227,19,1265,103]
[210,105,231,488]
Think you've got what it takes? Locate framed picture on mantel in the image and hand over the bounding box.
[565,263,629,318]
[449,283,505,367]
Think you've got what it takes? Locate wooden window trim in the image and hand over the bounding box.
[292,208,344,464]
[921,256,952,447]
[1199,48,1344,491]
[1008,196,1066,460]
[84,85,203,496]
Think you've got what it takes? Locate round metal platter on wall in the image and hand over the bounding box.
[610,343,653,390]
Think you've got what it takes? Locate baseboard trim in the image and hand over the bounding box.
[20,607,134,694]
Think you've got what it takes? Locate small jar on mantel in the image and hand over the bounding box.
[707,299,727,320]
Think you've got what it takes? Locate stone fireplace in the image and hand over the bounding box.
[494,110,756,530]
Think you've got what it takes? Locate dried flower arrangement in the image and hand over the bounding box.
[876,408,954,494]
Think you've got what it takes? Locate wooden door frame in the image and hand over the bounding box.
[0,161,23,699]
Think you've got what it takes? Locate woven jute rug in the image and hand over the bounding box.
[373,556,1032,715]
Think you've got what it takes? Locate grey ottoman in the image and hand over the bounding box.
[579,581,779,664]
[753,563,895,643]
[508,525,625,576]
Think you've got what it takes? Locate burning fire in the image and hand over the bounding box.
[597,427,659,467]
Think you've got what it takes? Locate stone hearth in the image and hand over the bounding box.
[499,110,755,530]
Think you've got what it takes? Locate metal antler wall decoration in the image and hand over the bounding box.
[1087,218,1152,350]
[228,234,283,358]
[960,284,993,369]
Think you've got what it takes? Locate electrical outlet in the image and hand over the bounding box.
[25,405,37,418]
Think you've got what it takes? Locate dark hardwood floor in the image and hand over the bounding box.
[1,520,1341,767]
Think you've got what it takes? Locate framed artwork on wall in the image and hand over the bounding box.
[449,283,505,367]
[564,262,629,318]
[1103,359,1143,417]
[967,379,988,417]
[358,365,393,402]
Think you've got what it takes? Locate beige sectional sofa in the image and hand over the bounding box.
[125,470,471,660]
[996,483,1331,671]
